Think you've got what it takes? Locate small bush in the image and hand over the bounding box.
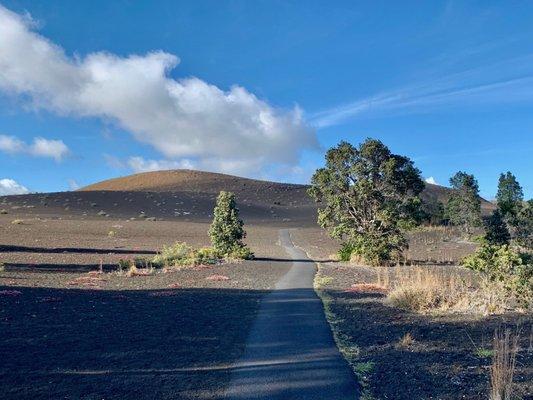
[152,242,223,268]
[227,245,254,260]
[152,242,197,267]
[462,244,532,307]
[195,247,221,264]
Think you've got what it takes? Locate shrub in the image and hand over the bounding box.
[339,242,355,261]
[152,242,197,267]
[195,247,221,264]
[227,245,254,260]
[462,244,532,307]
[339,235,405,266]
[152,243,223,268]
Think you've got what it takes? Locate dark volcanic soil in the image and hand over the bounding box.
[312,263,533,400]
[0,218,293,400]
[0,170,513,399]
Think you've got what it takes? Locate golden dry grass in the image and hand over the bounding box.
[377,266,512,315]
[490,328,519,400]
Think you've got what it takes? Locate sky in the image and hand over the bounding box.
[0,0,532,199]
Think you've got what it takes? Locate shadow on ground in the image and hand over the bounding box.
[1,285,352,400]
[0,244,157,255]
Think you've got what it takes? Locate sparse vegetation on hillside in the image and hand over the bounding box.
[308,138,425,266]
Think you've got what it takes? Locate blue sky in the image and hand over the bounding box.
[0,0,532,199]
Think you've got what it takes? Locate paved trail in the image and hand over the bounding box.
[225,229,358,399]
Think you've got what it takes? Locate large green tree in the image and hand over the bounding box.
[308,138,425,266]
[445,171,481,233]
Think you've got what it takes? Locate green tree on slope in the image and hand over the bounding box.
[446,171,481,234]
[496,171,523,224]
[308,138,425,266]
[209,191,251,258]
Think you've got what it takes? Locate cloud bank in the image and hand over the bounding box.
[0,5,318,176]
[0,134,70,161]
[0,178,29,195]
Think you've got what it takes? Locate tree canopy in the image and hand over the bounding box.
[308,138,425,265]
[209,191,251,258]
[496,171,524,223]
[445,171,482,233]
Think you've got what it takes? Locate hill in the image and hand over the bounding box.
[81,169,495,213]
[1,169,494,224]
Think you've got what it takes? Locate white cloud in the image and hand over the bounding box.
[0,178,29,195]
[0,134,70,161]
[67,179,80,190]
[29,137,69,161]
[425,176,438,185]
[127,157,195,173]
[0,5,318,176]
[0,135,25,153]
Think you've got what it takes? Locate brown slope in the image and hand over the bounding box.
[80,169,495,213]
[1,170,494,226]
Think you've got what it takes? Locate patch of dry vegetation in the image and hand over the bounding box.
[490,328,519,400]
[376,267,523,315]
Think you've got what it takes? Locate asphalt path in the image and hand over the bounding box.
[224,229,358,399]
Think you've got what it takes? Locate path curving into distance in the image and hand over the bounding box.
[224,229,358,399]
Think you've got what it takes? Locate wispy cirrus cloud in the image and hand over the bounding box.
[310,54,533,128]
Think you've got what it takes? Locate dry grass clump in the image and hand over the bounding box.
[377,266,515,315]
[383,267,472,313]
[117,258,154,277]
[396,332,415,349]
[490,328,518,400]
